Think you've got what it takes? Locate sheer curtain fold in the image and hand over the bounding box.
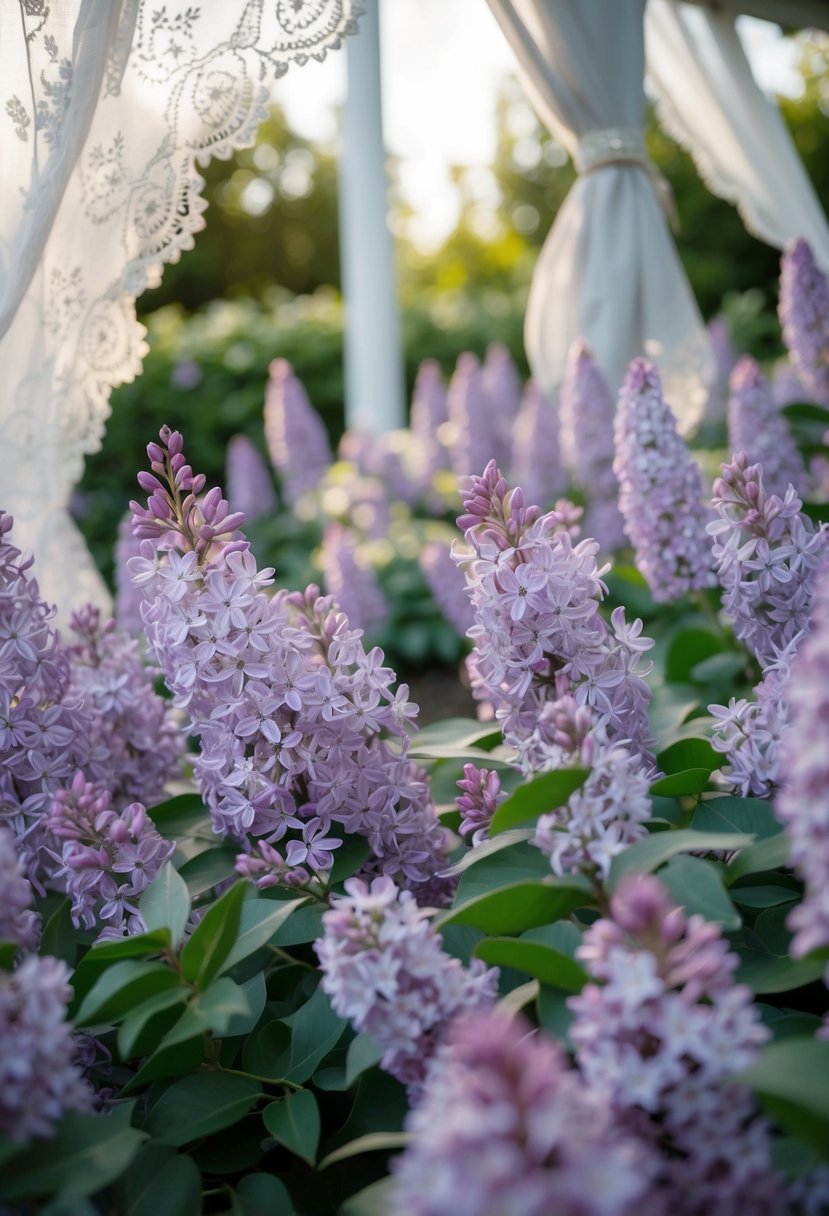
[0,0,361,617]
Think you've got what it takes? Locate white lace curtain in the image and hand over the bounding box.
[0,0,361,615]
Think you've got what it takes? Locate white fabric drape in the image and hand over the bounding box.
[486,0,713,429]
[0,0,361,616]
[646,0,829,271]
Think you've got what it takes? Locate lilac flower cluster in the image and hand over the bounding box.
[49,774,174,940]
[709,637,797,797]
[772,359,810,408]
[456,462,654,763]
[706,315,738,421]
[0,826,40,950]
[560,341,627,552]
[779,238,829,407]
[456,764,505,846]
[264,359,333,506]
[225,433,278,523]
[570,875,782,1214]
[481,341,522,469]
[391,1012,657,1216]
[613,359,714,601]
[419,538,475,637]
[131,428,449,897]
[509,378,566,512]
[727,356,805,499]
[315,876,498,1099]
[446,353,502,479]
[409,359,452,501]
[708,453,828,667]
[776,569,829,973]
[0,954,92,1140]
[528,696,651,880]
[319,523,388,635]
[114,513,145,634]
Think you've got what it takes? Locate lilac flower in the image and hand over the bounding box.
[570,875,783,1214]
[0,826,40,950]
[225,434,278,523]
[727,356,806,498]
[779,238,829,406]
[0,954,92,1140]
[114,514,145,635]
[772,359,810,408]
[708,453,828,666]
[419,539,475,637]
[315,876,498,1099]
[482,342,522,468]
[508,378,567,511]
[560,340,627,552]
[456,765,505,846]
[409,358,449,441]
[614,359,714,601]
[391,1012,659,1216]
[456,462,655,765]
[776,569,829,969]
[319,523,388,635]
[705,315,739,421]
[49,774,175,940]
[446,353,501,479]
[264,359,332,506]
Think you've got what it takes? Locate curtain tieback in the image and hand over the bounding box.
[575,127,678,229]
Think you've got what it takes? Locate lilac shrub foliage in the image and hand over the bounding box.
[727,356,806,498]
[613,359,714,602]
[391,1012,658,1216]
[779,237,829,406]
[708,453,828,668]
[264,357,333,506]
[130,427,450,899]
[570,876,783,1214]
[316,876,498,1099]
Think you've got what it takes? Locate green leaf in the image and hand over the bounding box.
[649,683,704,749]
[659,855,741,930]
[40,897,76,966]
[346,1033,384,1086]
[123,1033,206,1093]
[454,840,552,904]
[121,1146,202,1216]
[318,1132,410,1170]
[441,829,533,879]
[474,937,588,991]
[664,628,722,683]
[341,1178,398,1216]
[243,1020,292,1082]
[536,984,574,1044]
[0,1105,145,1202]
[437,877,593,935]
[736,949,826,995]
[118,988,191,1061]
[407,718,502,754]
[327,835,372,885]
[726,833,791,884]
[179,847,239,897]
[148,793,211,839]
[690,652,747,684]
[180,879,248,987]
[262,1090,320,1165]
[489,768,589,835]
[188,976,253,1035]
[649,768,712,797]
[730,884,800,909]
[225,972,267,1037]
[75,960,182,1027]
[281,983,347,1083]
[496,979,539,1015]
[233,1173,295,1216]
[269,902,325,947]
[140,863,191,947]
[143,1073,262,1146]
[692,797,783,840]
[218,897,307,975]
[80,929,172,962]
[608,830,754,889]
[739,1038,829,1156]
[657,737,719,776]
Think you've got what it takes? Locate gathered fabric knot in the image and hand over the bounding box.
[575,126,678,229]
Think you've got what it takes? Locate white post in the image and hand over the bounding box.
[339,0,406,434]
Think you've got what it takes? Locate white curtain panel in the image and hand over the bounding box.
[646,0,829,270]
[0,0,361,616]
[486,0,713,430]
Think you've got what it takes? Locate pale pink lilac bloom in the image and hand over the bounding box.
[319,523,388,635]
[779,238,829,407]
[727,356,806,499]
[315,876,498,1100]
[508,378,567,511]
[225,433,278,523]
[391,1012,660,1216]
[708,453,828,667]
[570,875,783,1214]
[614,359,714,601]
[264,358,333,506]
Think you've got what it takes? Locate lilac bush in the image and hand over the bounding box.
[319,522,388,634]
[508,378,566,511]
[727,355,805,498]
[779,237,829,406]
[264,358,333,506]
[446,353,501,479]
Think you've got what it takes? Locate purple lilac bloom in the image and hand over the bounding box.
[391,1012,659,1216]
[323,465,391,541]
[264,359,333,506]
[614,359,714,601]
[131,427,450,900]
[446,353,501,479]
[0,953,92,1140]
[708,453,828,667]
[775,569,829,972]
[705,315,739,421]
[315,876,498,1100]
[0,826,40,950]
[225,434,278,523]
[49,773,175,941]
[559,341,627,552]
[410,358,449,441]
[772,359,811,408]
[456,461,655,765]
[456,765,505,846]
[508,379,567,511]
[727,356,806,499]
[482,342,522,468]
[419,539,475,637]
[779,238,829,406]
[319,523,388,635]
[114,513,144,635]
[709,637,797,797]
[570,875,783,1214]
[529,696,651,880]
